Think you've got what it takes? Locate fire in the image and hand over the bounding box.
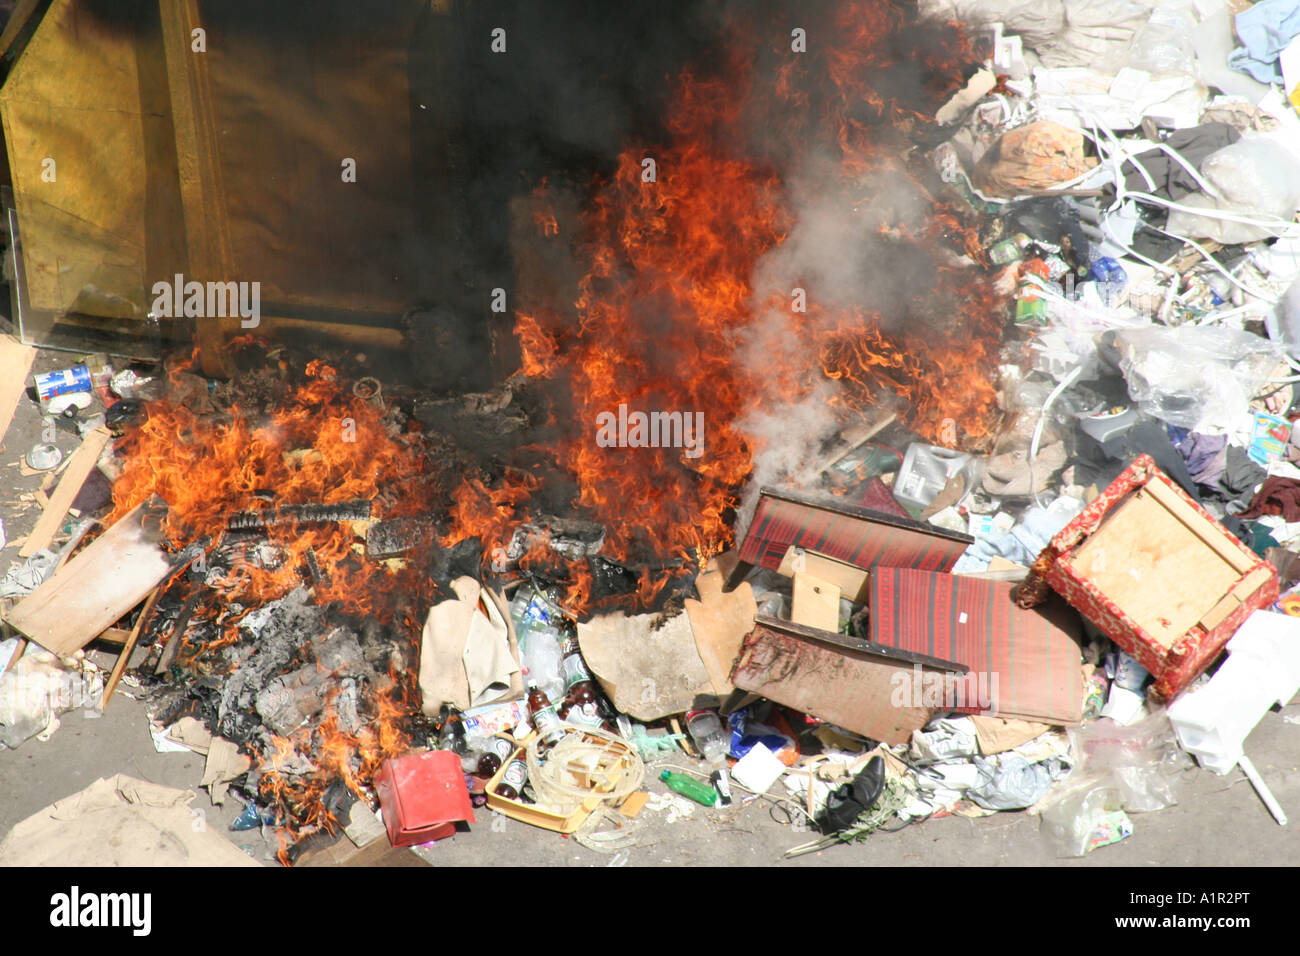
[108,345,434,855]
[445,0,1004,593]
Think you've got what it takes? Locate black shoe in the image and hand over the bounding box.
[818,755,886,834]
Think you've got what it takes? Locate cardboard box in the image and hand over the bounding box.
[729,615,967,745]
[374,750,475,848]
[1035,455,1278,700]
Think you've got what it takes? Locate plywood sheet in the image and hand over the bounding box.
[5,502,174,656]
[20,427,111,557]
[731,619,948,745]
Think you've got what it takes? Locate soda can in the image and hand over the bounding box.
[34,365,93,409]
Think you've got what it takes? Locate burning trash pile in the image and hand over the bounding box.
[3,0,1300,867]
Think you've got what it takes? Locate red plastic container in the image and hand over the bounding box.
[374,750,475,848]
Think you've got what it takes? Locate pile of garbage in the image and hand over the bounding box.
[6,0,1300,866]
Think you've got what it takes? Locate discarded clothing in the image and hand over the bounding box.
[1121,124,1241,201]
[1237,477,1300,521]
[982,441,1067,496]
[1169,428,1228,490]
[1228,0,1300,84]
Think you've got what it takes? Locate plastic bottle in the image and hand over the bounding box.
[660,769,718,807]
[514,588,566,704]
[684,709,729,766]
[527,680,566,747]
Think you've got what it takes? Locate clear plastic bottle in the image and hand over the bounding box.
[684,709,729,766]
[513,586,566,704]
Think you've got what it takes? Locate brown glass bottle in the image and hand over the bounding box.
[476,734,515,777]
[527,681,566,747]
[497,758,528,801]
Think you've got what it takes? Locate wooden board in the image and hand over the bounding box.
[777,546,871,603]
[0,336,36,448]
[791,572,840,631]
[1068,488,1240,650]
[5,502,174,656]
[20,427,111,557]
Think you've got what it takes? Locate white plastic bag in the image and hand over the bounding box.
[1165,137,1300,244]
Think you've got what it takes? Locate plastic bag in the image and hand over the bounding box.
[1276,273,1300,359]
[1124,5,1197,76]
[968,754,1064,810]
[1037,710,1188,855]
[1165,138,1300,244]
[1113,324,1281,432]
[918,0,1066,49]
[1036,0,1151,70]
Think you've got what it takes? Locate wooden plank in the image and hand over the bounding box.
[0,336,37,449]
[5,501,174,655]
[94,627,132,645]
[159,0,237,378]
[1142,480,1254,573]
[20,427,111,557]
[791,572,840,632]
[777,546,871,603]
[101,585,162,712]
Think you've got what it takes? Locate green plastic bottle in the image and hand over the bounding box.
[660,769,718,807]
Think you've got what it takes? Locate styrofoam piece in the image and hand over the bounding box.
[1168,610,1300,774]
[730,742,787,794]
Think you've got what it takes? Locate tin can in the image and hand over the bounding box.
[34,365,93,409]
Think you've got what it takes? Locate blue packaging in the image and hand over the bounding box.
[34,365,93,407]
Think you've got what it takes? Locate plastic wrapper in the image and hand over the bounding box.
[0,646,103,750]
[1037,710,1189,855]
[1113,325,1281,432]
[1165,138,1300,244]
